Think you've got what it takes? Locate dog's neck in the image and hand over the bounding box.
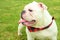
[32,10,52,28]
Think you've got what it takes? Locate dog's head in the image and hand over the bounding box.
[21,1,47,26]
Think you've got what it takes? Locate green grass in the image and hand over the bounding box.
[0,0,60,40]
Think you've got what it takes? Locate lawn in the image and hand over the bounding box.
[0,0,60,40]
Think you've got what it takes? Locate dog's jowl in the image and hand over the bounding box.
[18,1,58,40]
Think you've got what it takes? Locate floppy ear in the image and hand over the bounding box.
[39,2,47,10]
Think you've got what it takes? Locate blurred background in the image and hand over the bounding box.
[0,0,60,40]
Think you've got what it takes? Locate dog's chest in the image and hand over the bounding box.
[30,30,53,39]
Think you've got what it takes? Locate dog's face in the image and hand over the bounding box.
[21,1,47,25]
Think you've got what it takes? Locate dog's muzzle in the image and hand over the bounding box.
[21,10,36,23]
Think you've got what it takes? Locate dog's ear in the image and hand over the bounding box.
[39,2,47,10]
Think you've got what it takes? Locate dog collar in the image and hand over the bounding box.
[27,17,54,32]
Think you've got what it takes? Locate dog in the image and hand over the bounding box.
[18,1,58,40]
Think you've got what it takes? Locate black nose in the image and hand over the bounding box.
[21,10,26,14]
[21,10,26,19]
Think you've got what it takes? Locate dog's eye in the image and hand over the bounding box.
[28,9,33,12]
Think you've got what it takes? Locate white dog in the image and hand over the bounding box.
[18,1,58,40]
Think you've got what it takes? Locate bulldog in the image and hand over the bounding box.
[18,1,58,40]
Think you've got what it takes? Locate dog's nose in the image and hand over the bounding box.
[21,10,26,14]
[21,10,26,19]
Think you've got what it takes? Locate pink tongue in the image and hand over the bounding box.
[19,19,34,26]
[20,19,26,23]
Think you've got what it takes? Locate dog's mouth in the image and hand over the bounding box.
[20,19,36,26]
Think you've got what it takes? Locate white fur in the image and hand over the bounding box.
[18,1,58,40]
